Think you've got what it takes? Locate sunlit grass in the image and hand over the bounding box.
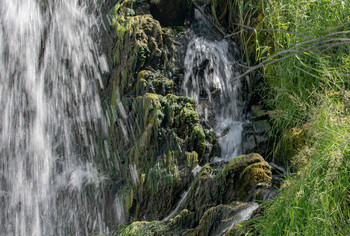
[249,99,350,235]
[226,0,350,234]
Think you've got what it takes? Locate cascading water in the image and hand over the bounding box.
[183,9,245,161]
[0,0,109,235]
[180,8,257,233]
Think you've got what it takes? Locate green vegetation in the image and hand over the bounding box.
[251,99,350,235]
[230,0,350,234]
[110,0,350,233]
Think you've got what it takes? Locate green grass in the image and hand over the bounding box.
[254,0,350,163]
[250,98,350,235]
[226,0,350,234]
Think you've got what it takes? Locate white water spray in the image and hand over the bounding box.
[183,10,245,162]
[0,0,108,235]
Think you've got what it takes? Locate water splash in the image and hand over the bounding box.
[0,0,108,235]
[114,196,126,224]
[223,202,259,234]
[183,9,244,162]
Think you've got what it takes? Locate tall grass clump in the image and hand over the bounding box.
[250,96,350,235]
[254,0,350,162]
[236,0,350,234]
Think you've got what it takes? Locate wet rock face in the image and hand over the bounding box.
[106,0,275,231]
[108,1,220,222]
[115,154,271,235]
[240,61,272,156]
[185,153,272,212]
[150,0,194,26]
[242,119,271,155]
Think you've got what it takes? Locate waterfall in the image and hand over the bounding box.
[183,9,245,162]
[0,0,109,235]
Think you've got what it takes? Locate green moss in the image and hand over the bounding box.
[239,162,272,196]
[188,204,249,236]
[117,221,166,235]
[199,164,212,177]
[142,93,163,128]
[146,162,177,194]
[216,153,272,201]
[149,77,174,95]
[137,70,154,80]
[219,153,265,180]
[136,70,174,96]
[190,125,206,162]
[169,209,195,231]
[135,78,148,96]
[186,151,199,170]
[177,104,200,137]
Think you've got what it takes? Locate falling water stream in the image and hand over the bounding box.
[183,9,245,162]
[1,0,262,234]
[0,0,108,235]
[163,8,256,229]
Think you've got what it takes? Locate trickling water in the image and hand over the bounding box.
[0,0,108,235]
[162,166,202,222]
[183,9,245,161]
[223,202,259,234]
[114,196,126,224]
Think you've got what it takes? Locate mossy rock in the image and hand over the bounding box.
[190,125,206,163]
[218,153,272,202]
[186,151,199,170]
[182,203,252,236]
[115,220,166,235]
[111,8,171,97]
[181,154,271,219]
[136,70,174,96]
[168,209,196,231]
[109,0,223,224]
[114,209,195,236]
[223,222,245,236]
[122,93,217,221]
[182,164,218,216]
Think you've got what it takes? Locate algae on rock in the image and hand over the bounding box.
[106,0,218,222]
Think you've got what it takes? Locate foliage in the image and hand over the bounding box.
[255,0,350,163]
[250,99,350,235]
[232,0,350,234]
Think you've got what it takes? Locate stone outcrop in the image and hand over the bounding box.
[107,0,218,221]
[114,154,272,235]
[103,0,277,233]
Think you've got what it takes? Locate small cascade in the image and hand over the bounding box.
[0,0,109,235]
[223,202,259,234]
[114,196,126,224]
[162,165,203,222]
[162,186,192,222]
[183,9,246,162]
[181,8,261,233]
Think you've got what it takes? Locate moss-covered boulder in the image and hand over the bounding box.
[181,153,271,219]
[150,0,194,26]
[182,203,257,236]
[113,209,195,235]
[217,153,272,202]
[123,93,218,220]
[110,2,176,99]
[136,70,175,96]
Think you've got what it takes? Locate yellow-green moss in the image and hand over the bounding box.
[220,153,266,181]
[191,125,206,161]
[186,151,199,170]
[117,220,165,236]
